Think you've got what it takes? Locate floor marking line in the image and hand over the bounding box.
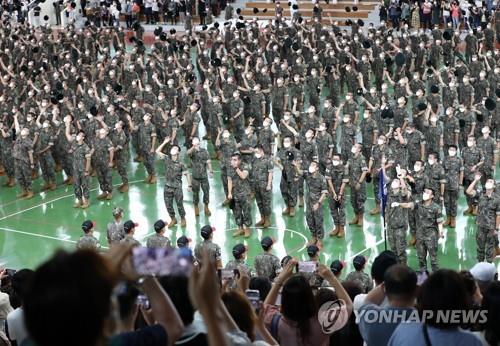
[0,227,110,249]
[349,238,386,260]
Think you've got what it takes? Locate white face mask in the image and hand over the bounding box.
[448,150,456,157]
[391,182,400,190]
[76,135,83,142]
[222,132,230,139]
[255,153,262,159]
[332,160,340,166]
[26,117,32,122]
[284,115,291,121]
[485,182,494,190]
[170,148,179,156]
[422,192,430,201]
[308,166,316,174]
[378,139,385,145]
[414,165,421,172]
[345,95,352,101]
[283,141,291,149]
[430,117,437,123]
[467,141,474,147]
[351,147,358,154]
[428,159,435,165]
[343,117,349,123]
[363,113,369,119]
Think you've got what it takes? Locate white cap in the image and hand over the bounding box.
[470,262,497,282]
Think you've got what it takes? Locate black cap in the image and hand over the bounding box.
[81,220,93,232]
[261,236,274,250]
[353,255,366,270]
[154,220,166,232]
[307,245,320,257]
[330,260,344,274]
[123,220,137,233]
[177,235,191,247]
[232,243,246,258]
[200,224,213,239]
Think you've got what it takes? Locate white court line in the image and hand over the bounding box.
[349,238,386,260]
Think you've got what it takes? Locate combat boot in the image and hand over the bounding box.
[408,234,417,246]
[180,218,187,227]
[105,192,113,200]
[307,236,318,246]
[74,199,82,208]
[97,192,107,200]
[450,217,456,228]
[336,225,345,238]
[144,175,152,183]
[472,206,478,216]
[7,177,15,187]
[263,216,271,228]
[233,227,244,237]
[496,246,500,257]
[255,217,265,227]
[41,182,51,191]
[443,216,451,227]
[55,163,62,172]
[66,176,73,185]
[317,239,323,249]
[149,175,157,184]
[134,155,143,162]
[17,190,27,198]
[369,203,381,215]
[168,218,177,228]
[289,207,296,217]
[244,226,251,238]
[282,207,290,215]
[0,166,3,175]
[357,213,364,227]
[24,190,34,199]
[204,204,211,216]
[49,181,57,191]
[81,200,90,209]
[118,184,129,193]
[194,205,200,216]
[329,226,339,237]
[463,205,472,215]
[348,214,359,225]
[222,199,230,207]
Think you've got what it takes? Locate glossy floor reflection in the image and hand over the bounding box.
[0,157,499,276]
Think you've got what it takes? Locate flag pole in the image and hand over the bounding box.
[379,167,388,251]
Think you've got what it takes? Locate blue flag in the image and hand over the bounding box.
[378,170,388,219]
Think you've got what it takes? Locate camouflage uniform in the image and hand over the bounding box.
[325,162,348,228]
[462,145,483,208]
[360,117,378,163]
[340,122,357,163]
[0,131,14,180]
[106,221,125,245]
[120,235,141,247]
[12,136,33,191]
[424,162,446,201]
[37,129,56,185]
[76,234,100,250]
[405,130,426,167]
[476,135,496,182]
[271,85,288,124]
[277,147,301,208]
[254,252,281,281]
[302,170,328,239]
[163,156,186,219]
[146,233,172,248]
[71,142,91,201]
[194,239,222,265]
[471,187,500,262]
[386,187,410,264]
[251,155,273,221]
[228,162,252,228]
[138,122,157,177]
[345,270,374,293]
[110,129,129,185]
[315,131,335,174]
[415,199,443,272]
[93,136,114,194]
[189,147,210,206]
[443,156,463,219]
[217,137,238,197]
[370,144,394,205]
[347,154,368,215]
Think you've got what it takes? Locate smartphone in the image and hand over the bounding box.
[275,292,282,306]
[132,247,193,276]
[137,294,150,310]
[298,261,317,273]
[220,269,235,281]
[246,289,261,310]
[5,269,16,277]
[417,270,428,286]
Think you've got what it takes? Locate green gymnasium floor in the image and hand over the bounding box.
[1,148,499,275]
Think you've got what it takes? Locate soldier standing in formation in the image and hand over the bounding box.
[253,236,281,281]
[146,220,172,248]
[76,220,100,250]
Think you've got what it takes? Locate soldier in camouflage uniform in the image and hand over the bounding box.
[225,243,251,276]
[424,152,446,202]
[462,136,484,215]
[347,143,369,227]
[254,236,281,281]
[107,207,125,246]
[345,255,374,293]
[442,146,463,228]
[194,225,222,269]
[339,114,357,164]
[187,137,213,217]
[216,129,238,205]
[296,160,328,246]
[275,136,302,217]
[466,176,500,262]
[65,123,92,209]
[360,110,378,164]
[120,220,141,247]
[300,245,323,288]
[76,220,100,250]
[35,120,56,191]
[228,153,253,238]
[132,113,157,184]
[146,220,172,248]
[476,126,496,185]
[93,128,114,200]
[156,140,191,228]
[0,121,15,187]
[386,175,413,264]
[110,121,129,193]
[271,78,288,125]
[368,135,394,215]
[326,153,348,238]
[251,146,274,229]
[415,188,444,272]
[12,120,35,199]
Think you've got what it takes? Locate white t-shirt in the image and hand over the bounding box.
[7,308,28,344]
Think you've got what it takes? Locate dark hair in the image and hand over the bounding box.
[342,280,364,301]
[315,288,338,307]
[116,282,139,319]
[281,275,316,341]
[11,269,34,305]
[481,281,500,346]
[249,277,272,301]
[159,275,195,325]
[384,264,417,302]
[417,269,471,329]
[221,291,256,341]
[458,270,477,298]
[24,250,116,346]
[371,250,398,285]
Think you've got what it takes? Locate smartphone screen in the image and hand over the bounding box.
[417,271,428,286]
[132,247,193,276]
[137,294,150,310]
[298,261,317,273]
[220,269,235,281]
[246,289,260,310]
